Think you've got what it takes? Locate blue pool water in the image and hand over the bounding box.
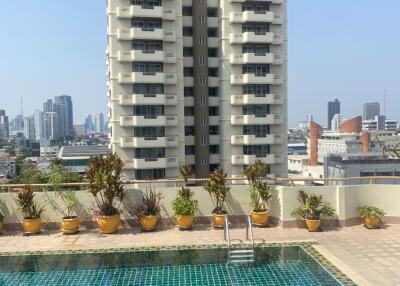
[0,246,350,285]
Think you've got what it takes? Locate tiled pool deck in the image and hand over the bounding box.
[0,224,399,286]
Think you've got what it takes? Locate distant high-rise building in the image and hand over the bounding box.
[84,115,95,134]
[363,102,380,121]
[54,95,74,136]
[10,114,24,133]
[327,99,340,130]
[33,110,46,141]
[44,112,59,140]
[0,110,9,139]
[23,116,36,141]
[43,96,73,138]
[43,99,54,113]
[330,114,342,132]
[94,112,105,134]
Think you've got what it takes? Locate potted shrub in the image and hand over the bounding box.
[132,188,162,231]
[204,168,230,228]
[291,190,335,232]
[86,153,126,234]
[172,165,198,229]
[243,160,272,226]
[45,191,80,234]
[357,205,385,229]
[44,165,80,234]
[15,186,46,234]
[172,187,198,230]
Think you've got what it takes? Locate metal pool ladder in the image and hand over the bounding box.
[224,215,255,265]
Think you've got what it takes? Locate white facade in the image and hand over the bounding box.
[107,0,287,179]
[34,110,46,141]
[330,114,342,132]
[23,116,36,141]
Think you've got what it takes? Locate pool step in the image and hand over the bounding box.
[228,249,255,265]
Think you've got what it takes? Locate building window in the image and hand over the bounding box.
[199,57,206,65]
[184,106,194,116]
[183,47,193,56]
[200,77,206,86]
[185,145,195,155]
[199,36,205,45]
[201,137,207,145]
[201,157,208,165]
[200,117,207,125]
[200,97,207,106]
[199,16,205,24]
[185,126,194,135]
[184,87,194,97]
[184,67,193,77]
[209,107,219,116]
[182,6,192,16]
[183,27,193,36]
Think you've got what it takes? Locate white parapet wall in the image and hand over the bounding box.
[1,184,400,230]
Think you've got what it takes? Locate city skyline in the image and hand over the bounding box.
[0,0,400,125]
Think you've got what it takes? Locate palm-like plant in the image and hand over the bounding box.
[86,153,125,216]
[15,186,46,219]
[132,188,162,218]
[244,160,272,212]
[291,190,335,220]
[179,164,194,187]
[204,168,230,215]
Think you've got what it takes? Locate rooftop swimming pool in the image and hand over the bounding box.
[0,244,355,286]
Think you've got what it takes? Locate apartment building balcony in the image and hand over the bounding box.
[231,134,283,145]
[231,154,283,165]
[231,74,282,85]
[116,6,175,21]
[119,72,177,84]
[119,94,177,106]
[230,53,282,65]
[231,94,283,105]
[120,136,178,148]
[125,157,178,169]
[231,114,283,125]
[119,115,178,127]
[230,11,276,23]
[117,28,176,42]
[117,50,176,63]
[230,32,282,44]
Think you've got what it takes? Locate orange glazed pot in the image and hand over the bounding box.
[139,215,158,231]
[96,214,120,234]
[176,215,194,230]
[305,219,320,232]
[23,218,42,234]
[212,214,225,228]
[364,217,380,229]
[251,211,270,226]
[61,217,80,235]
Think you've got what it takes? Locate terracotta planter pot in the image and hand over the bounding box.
[176,215,194,230]
[23,218,42,234]
[212,214,225,228]
[139,215,158,231]
[364,217,380,229]
[96,214,120,234]
[251,211,270,226]
[61,217,80,234]
[305,219,320,232]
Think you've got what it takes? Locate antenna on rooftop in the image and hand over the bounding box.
[20,97,23,118]
[383,89,387,116]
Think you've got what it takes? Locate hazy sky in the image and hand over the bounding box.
[0,0,399,126]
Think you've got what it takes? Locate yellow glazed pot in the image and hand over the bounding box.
[305,219,321,232]
[96,214,120,234]
[251,211,270,226]
[176,215,194,230]
[212,214,225,228]
[365,217,380,229]
[139,215,158,231]
[23,218,42,234]
[61,217,80,234]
